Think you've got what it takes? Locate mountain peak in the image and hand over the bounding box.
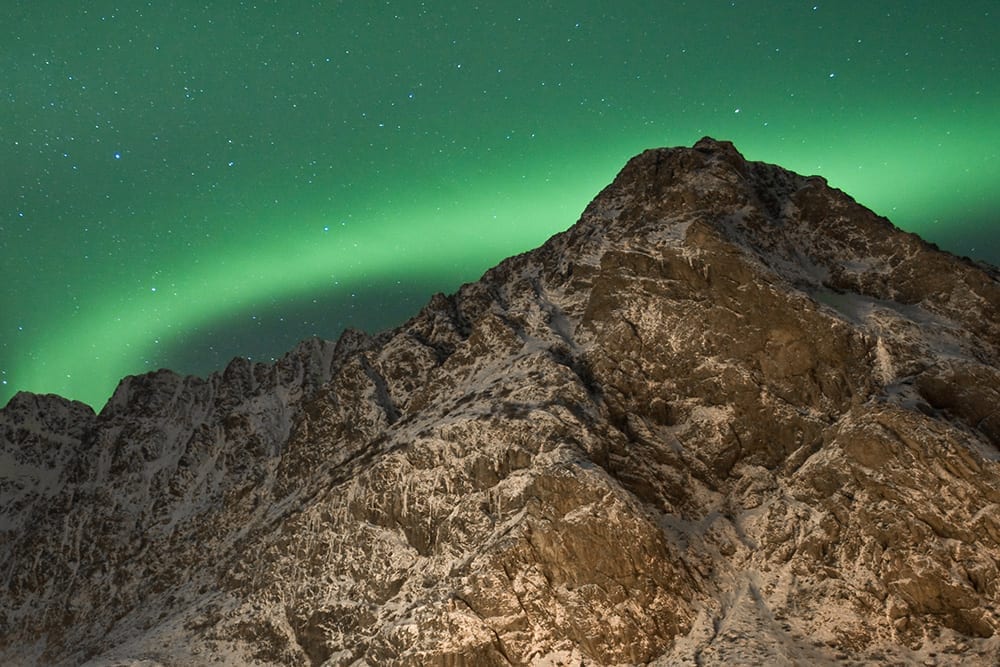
[693,134,744,157]
[3,141,1000,665]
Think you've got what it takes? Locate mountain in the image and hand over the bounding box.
[2,137,999,665]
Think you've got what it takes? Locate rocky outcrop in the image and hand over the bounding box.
[2,138,999,665]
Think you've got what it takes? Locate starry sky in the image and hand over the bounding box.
[3,2,998,409]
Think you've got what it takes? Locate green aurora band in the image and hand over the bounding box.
[3,2,997,408]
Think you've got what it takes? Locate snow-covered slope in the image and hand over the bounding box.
[2,138,999,665]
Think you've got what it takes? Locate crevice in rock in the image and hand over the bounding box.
[358,355,400,425]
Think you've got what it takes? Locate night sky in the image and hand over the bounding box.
[3,2,998,409]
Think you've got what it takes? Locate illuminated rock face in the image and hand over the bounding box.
[3,138,1000,665]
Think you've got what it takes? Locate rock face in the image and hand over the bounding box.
[2,138,1000,665]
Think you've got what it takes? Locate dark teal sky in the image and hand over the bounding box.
[3,1,998,408]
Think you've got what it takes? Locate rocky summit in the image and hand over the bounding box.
[3,138,1000,666]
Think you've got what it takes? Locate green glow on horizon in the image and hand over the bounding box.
[3,2,997,408]
[13,176,592,407]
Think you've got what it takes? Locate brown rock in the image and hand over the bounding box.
[3,138,999,665]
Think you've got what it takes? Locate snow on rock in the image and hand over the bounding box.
[2,137,1000,665]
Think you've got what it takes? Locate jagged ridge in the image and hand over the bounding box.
[2,138,1000,665]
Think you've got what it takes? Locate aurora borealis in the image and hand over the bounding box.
[3,2,998,409]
